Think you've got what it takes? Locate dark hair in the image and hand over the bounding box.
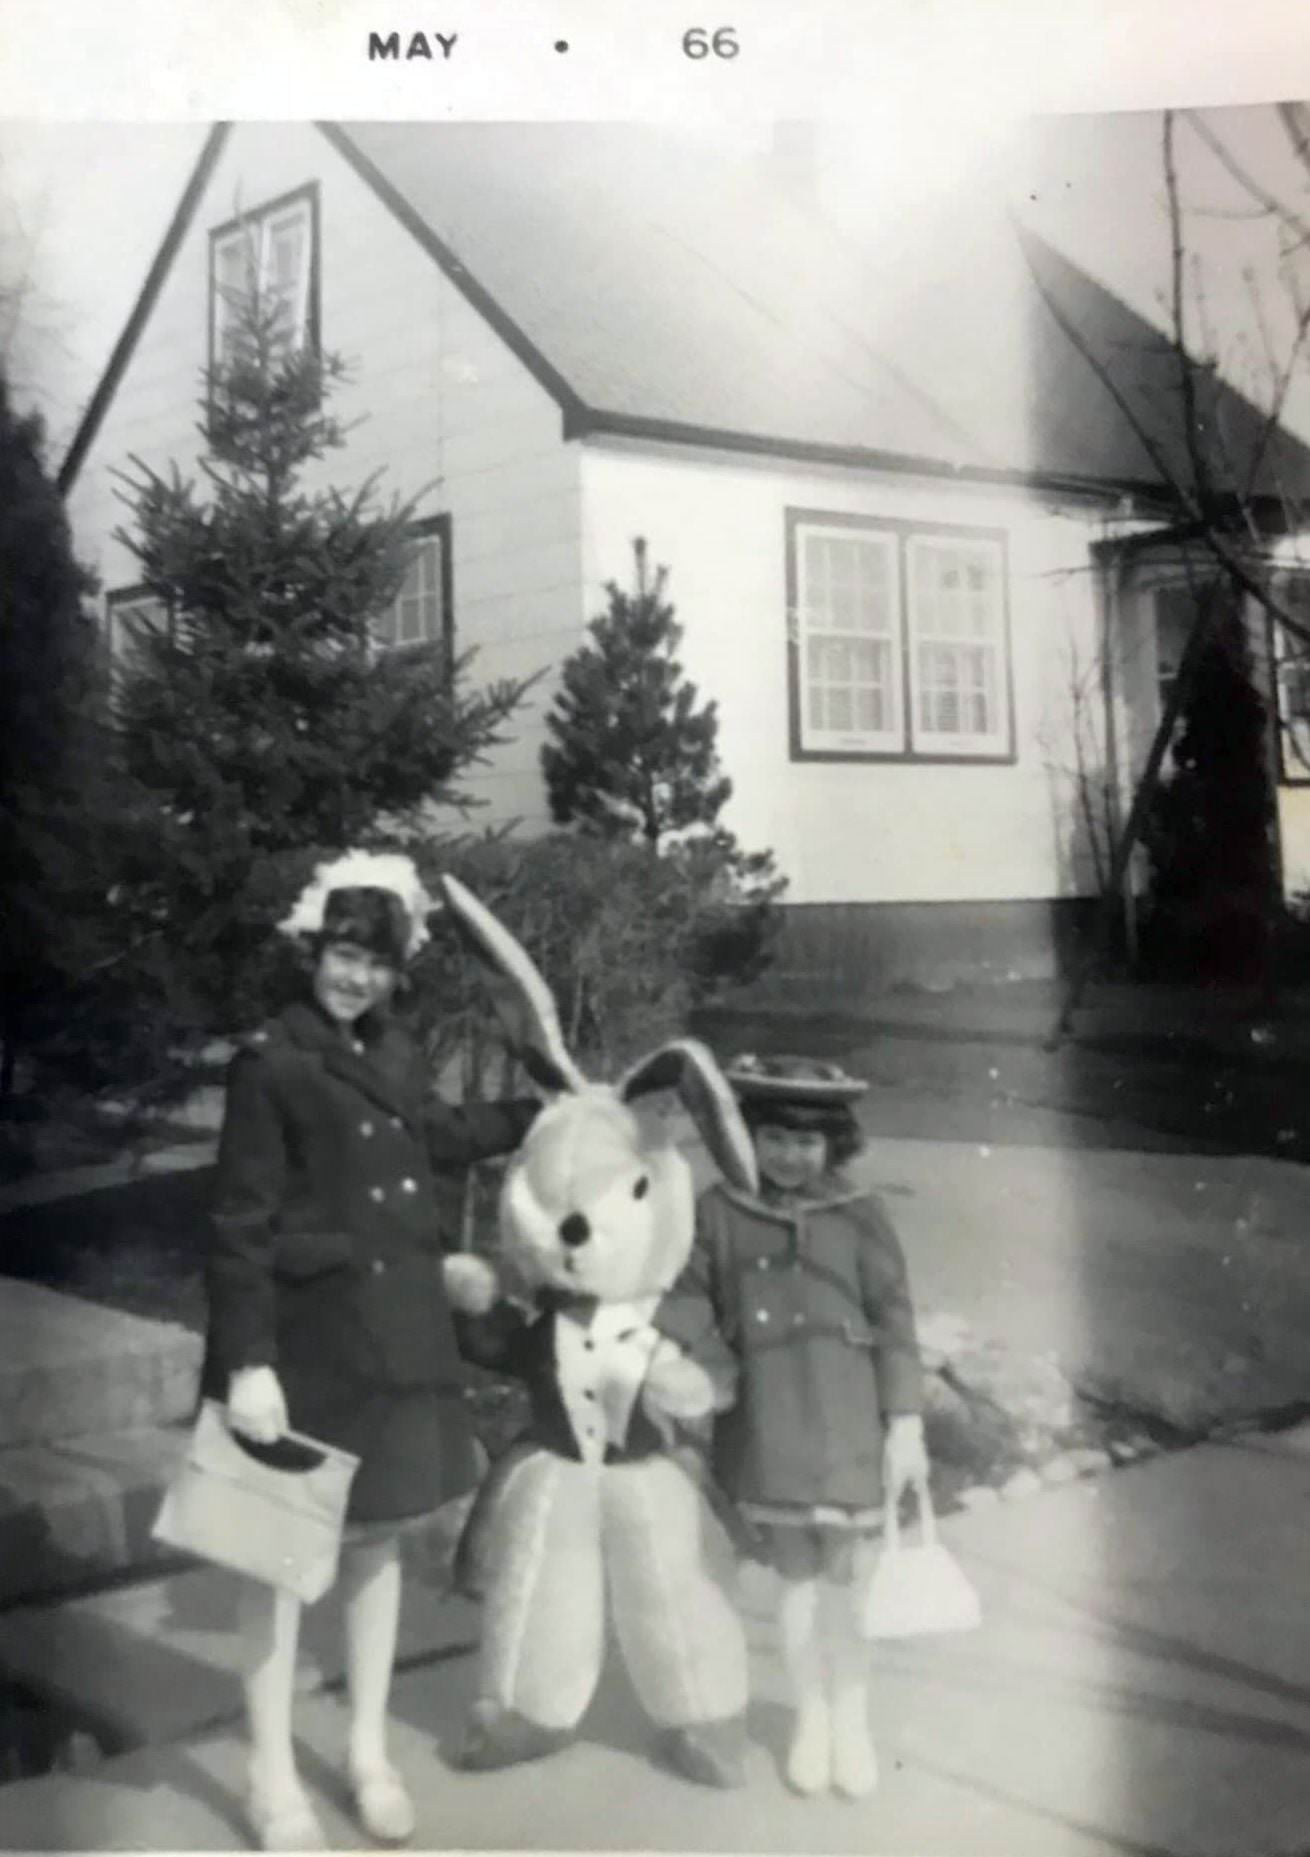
[739,1096,864,1169]
[316,887,409,967]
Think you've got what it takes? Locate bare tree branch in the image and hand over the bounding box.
[1187,108,1310,253]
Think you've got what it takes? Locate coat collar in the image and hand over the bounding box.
[715,1175,866,1224]
[277,999,418,1125]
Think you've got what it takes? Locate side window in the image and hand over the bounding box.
[373,518,453,662]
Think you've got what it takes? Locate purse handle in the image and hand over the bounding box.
[884,1471,937,1554]
[201,1400,359,1473]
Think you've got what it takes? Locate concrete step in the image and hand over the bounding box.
[0,1424,186,1608]
[0,1557,481,1765]
[0,1280,201,1451]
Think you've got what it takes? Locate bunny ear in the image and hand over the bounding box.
[439,874,587,1094]
[621,1038,758,1195]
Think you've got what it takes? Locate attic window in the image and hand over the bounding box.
[210,187,318,370]
[373,517,453,660]
[787,511,1013,763]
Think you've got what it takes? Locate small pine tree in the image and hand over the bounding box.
[0,368,101,1098]
[541,538,732,845]
[540,537,786,1000]
[1142,596,1278,979]
[106,264,529,1055]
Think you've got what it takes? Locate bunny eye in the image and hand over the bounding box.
[633,1175,650,1201]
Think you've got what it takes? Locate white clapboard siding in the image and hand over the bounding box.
[64,121,587,832]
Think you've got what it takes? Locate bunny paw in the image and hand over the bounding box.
[442,1254,501,1315]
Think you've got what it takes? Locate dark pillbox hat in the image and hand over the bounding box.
[320,886,412,966]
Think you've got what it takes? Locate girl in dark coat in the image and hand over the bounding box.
[656,1054,928,1803]
[205,853,537,1851]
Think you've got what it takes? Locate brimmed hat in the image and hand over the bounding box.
[725,1053,868,1106]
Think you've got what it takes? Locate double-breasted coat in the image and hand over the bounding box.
[656,1178,924,1513]
[202,998,538,1525]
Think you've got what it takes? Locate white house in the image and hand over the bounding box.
[58,121,1310,997]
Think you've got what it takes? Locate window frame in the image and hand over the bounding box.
[104,584,174,706]
[372,514,455,672]
[785,508,1016,765]
[1267,573,1310,786]
[207,183,321,381]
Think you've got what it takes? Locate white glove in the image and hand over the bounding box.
[883,1412,930,1505]
[642,1339,717,1424]
[227,1365,289,1444]
[442,1252,501,1316]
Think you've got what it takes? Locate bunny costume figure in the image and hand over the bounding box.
[438,875,757,1790]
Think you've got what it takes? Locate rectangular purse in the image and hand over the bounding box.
[861,1475,983,1640]
[152,1401,360,1604]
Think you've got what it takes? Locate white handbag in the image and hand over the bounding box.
[861,1476,982,1640]
[152,1401,360,1604]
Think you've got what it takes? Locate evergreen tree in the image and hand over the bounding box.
[1141,593,1278,979]
[108,269,529,1048]
[540,537,786,998]
[541,538,732,844]
[0,368,100,1098]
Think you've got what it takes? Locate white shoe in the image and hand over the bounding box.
[247,1782,325,1851]
[785,1705,832,1796]
[349,1760,416,1845]
[831,1700,879,1800]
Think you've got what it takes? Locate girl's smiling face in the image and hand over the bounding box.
[754,1124,829,1193]
[312,939,398,1026]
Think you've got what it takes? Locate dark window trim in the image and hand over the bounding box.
[785,507,1017,766]
[206,181,322,391]
[379,513,455,675]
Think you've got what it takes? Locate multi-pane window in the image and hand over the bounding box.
[210,190,316,369]
[789,513,1011,760]
[1271,573,1310,781]
[107,591,170,665]
[797,528,901,751]
[373,519,452,658]
[906,536,1006,752]
[1153,582,1196,720]
[104,590,171,706]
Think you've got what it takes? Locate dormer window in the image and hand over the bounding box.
[209,186,318,370]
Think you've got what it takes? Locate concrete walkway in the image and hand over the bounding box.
[3,1429,1310,1854]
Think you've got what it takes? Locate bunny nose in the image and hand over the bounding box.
[558,1212,591,1250]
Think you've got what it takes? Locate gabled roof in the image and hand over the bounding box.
[59,119,1310,511]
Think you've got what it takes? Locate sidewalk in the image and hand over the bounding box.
[3,1430,1310,1854]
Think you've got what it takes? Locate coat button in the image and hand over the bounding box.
[372,1259,386,1275]
[756,1309,770,1325]
[758,1258,771,1272]
[390,1117,403,1131]
[360,1120,374,1138]
[400,1177,418,1194]
[793,1313,805,1328]
[369,1186,385,1203]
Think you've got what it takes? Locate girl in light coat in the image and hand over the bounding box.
[658,1053,928,1800]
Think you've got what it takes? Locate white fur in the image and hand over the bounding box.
[280,851,435,957]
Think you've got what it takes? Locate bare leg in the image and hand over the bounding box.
[339,1536,414,1844]
[238,1580,323,1850]
[777,1579,830,1796]
[822,1579,878,1799]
